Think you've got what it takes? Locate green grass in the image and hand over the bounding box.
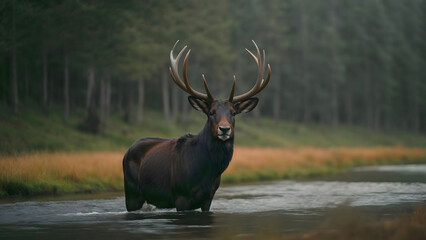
[0,177,123,198]
[0,105,202,155]
[235,117,426,147]
[2,105,426,155]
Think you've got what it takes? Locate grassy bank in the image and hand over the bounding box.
[1,147,426,198]
[2,106,426,155]
[2,107,426,198]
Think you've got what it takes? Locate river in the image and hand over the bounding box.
[1,164,426,239]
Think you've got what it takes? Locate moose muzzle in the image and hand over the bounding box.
[217,125,232,141]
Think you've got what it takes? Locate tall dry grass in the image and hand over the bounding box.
[227,146,426,175]
[0,152,124,183]
[1,147,426,196]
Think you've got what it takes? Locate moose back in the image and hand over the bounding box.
[122,41,271,212]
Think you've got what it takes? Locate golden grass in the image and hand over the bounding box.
[227,146,426,175]
[0,151,124,183]
[1,147,426,196]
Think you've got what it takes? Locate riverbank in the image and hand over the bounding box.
[1,147,426,198]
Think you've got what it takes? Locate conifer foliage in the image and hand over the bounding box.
[0,0,425,133]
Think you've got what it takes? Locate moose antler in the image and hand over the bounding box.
[229,40,271,103]
[169,41,214,103]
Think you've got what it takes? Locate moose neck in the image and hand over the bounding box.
[197,120,234,174]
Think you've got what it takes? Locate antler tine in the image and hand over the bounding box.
[182,50,212,100]
[202,74,214,102]
[261,49,266,80]
[228,75,236,102]
[169,40,213,102]
[182,49,195,95]
[231,40,270,103]
[169,41,190,92]
[255,64,271,95]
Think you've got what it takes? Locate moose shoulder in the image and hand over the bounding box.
[123,41,271,212]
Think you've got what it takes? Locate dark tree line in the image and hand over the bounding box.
[1,0,425,133]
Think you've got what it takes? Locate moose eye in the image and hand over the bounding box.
[209,110,216,116]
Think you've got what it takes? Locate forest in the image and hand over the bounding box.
[1,0,426,134]
[2,3,426,239]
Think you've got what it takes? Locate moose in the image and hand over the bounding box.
[122,40,271,212]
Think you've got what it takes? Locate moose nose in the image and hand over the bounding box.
[219,126,231,133]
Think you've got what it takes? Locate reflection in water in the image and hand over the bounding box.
[121,212,215,238]
[0,164,425,239]
[354,164,426,173]
[123,211,215,229]
[320,164,426,183]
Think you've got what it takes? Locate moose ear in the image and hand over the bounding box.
[188,96,209,114]
[235,97,259,114]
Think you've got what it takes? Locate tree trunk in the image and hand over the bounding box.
[25,62,29,103]
[253,102,261,119]
[302,87,310,123]
[171,85,179,121]
[364,76,373,129]
[300,1,311,124]
[181,95,189,123]
[328,0,340,127]
[373,78,381,130]
[162,70,170,121]
[80,66,99,134]
[273,72,281,122]
[331,80,339,127]
[99,75,106,134]
[137,78,145,124]
[99,72,111,134]
[363,56,373,129]
[11,46,18,114]
[64,52,70,120]
[413,94,420,133]
[345,88,353,125]
[123,85,131,123]
[86,64,95,110]
[10,0,18,114]
[42,47,48,113]
[411,54,420,133]
[105,76,111,119]
[2,57,7,104]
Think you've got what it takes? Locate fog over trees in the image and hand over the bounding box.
[1,0,425,133]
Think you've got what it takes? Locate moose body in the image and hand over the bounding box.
[123,118,233,211]
[123,41,271,212]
